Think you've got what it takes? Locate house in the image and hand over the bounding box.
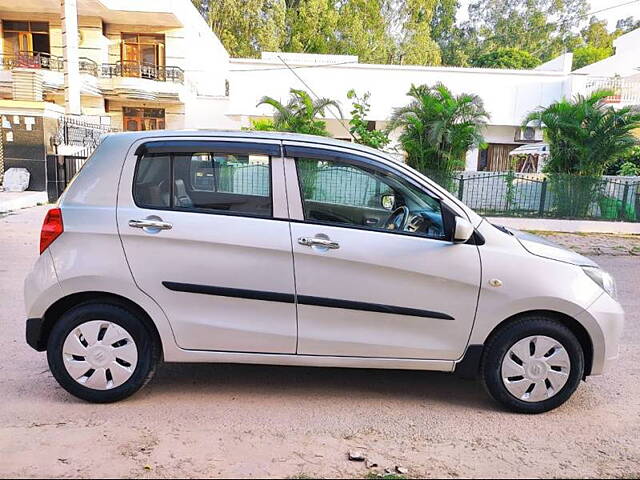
[0,0,637,196]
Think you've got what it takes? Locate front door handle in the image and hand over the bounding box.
[298,236,340,249]
[129,218,173,230]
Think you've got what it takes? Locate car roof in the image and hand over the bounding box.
[104,129,393,162]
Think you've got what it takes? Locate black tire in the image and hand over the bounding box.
[481,315,584,414]
[47,303,159,403]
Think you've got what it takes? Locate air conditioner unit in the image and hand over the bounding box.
[514,126,543,142]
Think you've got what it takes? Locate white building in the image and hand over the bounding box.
[0,0,638,194]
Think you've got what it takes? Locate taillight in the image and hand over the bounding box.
[40,208,64,254]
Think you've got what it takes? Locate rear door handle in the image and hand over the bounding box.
[129,219,173,230]
[298,236,340,249]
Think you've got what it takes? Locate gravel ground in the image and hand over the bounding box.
[1,206,639,479]
[533,231,640,257]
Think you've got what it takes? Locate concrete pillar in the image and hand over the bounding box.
[465,147,479,171]
[61,0,81,115]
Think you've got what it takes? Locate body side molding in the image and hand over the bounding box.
[162,281,454,320]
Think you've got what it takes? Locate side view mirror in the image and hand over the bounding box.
[381,193,396,211]
[453,216,474,243]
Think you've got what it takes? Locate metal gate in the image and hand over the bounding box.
[48,116,117,201]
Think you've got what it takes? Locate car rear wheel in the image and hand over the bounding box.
[47,303,159,403]
[481,316,584,414]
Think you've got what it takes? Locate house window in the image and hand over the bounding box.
[120,33,165,79]
[2,20,50,57]
[123,107,165,131]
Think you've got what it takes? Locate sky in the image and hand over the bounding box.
[456,0,640,31]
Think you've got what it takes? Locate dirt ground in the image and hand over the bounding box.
[1,206,639,479]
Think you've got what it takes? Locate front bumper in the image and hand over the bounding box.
[26,318,46,351]
[578,293,625,376]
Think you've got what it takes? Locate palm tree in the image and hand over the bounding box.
[253,89,342,136]
[524,90,640,217]
[387,83,489,176]
[524,90,640,176]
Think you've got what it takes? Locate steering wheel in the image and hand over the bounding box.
[385,205,410,231]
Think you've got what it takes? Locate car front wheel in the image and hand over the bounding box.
[481,316,584,414]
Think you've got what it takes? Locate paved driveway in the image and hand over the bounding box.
[1,206,639,478]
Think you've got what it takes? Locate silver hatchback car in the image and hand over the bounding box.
[25,131,624,413]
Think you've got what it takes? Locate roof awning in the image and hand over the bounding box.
[509,143,550,156]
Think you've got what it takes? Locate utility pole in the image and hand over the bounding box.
[61,0,81,115]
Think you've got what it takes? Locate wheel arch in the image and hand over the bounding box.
[40,291,163,359]
[457,309,594,379]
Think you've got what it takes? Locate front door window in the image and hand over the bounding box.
[123,107,165,131]
[296,157,446,239]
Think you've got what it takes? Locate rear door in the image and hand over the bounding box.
[284,145,481,360]
[117,137,297,353]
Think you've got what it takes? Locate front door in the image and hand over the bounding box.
[285,149,481,360]
[117,139,297,353]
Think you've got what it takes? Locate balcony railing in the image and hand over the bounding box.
[101,61,184,84]
[584,77,640,105]
[0,51,183,84]
[79,57,99,76]
[0,51,63,71]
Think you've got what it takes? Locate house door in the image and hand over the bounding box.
[486,144,518,171]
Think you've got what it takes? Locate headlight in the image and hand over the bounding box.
[582,267,617,299]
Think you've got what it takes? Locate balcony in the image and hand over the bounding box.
[0,51,183,84]
[100,61,184,84]
[0,51,63,71]
[584,77,640,105]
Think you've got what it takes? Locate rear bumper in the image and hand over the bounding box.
[26,318,46,351]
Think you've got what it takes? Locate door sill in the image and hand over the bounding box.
[165,349,455,372]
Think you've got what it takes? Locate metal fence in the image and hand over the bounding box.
[219,164,270,196]
[427,171,640,222]
[294,164,640,222]
[298,162,392,208]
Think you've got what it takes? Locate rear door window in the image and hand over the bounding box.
[133,149,272,217]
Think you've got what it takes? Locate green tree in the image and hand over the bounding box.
[285,0,339,54]
[347,90,390,149]
[524,91,640,216]
[439,22,479,66]
[334,0,393,63]
[397,0,442,65]
[431,0,459,47]
[191,0,208,19]
[572,45,613,70]
[525,90,640,176]
[465,0,589,63]
[615,16,640,34]
[581,17,613,49]
[606,146,640,175]
[388,83,489,177]
[253,89,342,136]
[571,17,618,70]
[473,48,541,69]
[206,0,286,57]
